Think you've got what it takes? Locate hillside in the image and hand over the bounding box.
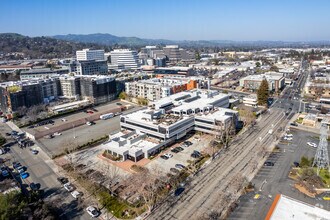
[52,33,330,49]
[53,33,174,47]
[0,33,110,60]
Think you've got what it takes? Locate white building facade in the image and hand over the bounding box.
[76,49,105,61]
[110,49,140,69]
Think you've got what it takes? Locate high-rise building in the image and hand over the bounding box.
[163,45,181,62]
[110,49,140,70]
[76,49,105,61]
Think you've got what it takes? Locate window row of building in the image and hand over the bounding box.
[0,75,116,113]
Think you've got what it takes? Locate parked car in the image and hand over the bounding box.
[293,162,300,167]
[17,166,25,174]
[53,132,62,136]
[5,132,11,136]
[175,164,186,169]
[116,103,123,106]
[71,190,82,199]
[1,166,9,177]
[174,187,185,196]
[86,121,92,126]
[20,172,29,179]
[57,177,69,185]
[12,162,21,169]
[285,133,293,137]
[64,183,75,192]
[284,137,293,141]
[86,206,100,218]
[171,148,180,153]
[160,155,168,160]
[176,147,184,152]
[184,141,192,146]
[191,150,201,158]
[29,183,40,191]
[164,153,173,158]
[264,161,275,166]
[290,122,298,126]
[31,149,39,155]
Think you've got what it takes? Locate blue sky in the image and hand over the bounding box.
[1,0,330,41]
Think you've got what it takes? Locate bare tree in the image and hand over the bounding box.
[102,163,120,193]
[219,118,236,149]
[238,107,256,126]
[26,106,39,122]
[16,106,28,116]
[122,167,166,212]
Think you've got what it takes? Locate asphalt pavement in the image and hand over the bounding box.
[228,129,330,220]
[0,122,90,220]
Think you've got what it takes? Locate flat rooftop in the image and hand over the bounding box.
[266,194,330,220]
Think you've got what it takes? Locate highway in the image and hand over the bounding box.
[149,61,310,220]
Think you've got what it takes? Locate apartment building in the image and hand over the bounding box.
[76,60,108,75]
[239,72,285,92]
[59,76,81,99]
[0,75,117,113]
[20,67,69,80]
[125,78,197,101]
[0,78,59,112]
[79,75,116,104]
[76,49,105,61]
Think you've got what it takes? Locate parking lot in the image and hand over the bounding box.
[228,129,330,220]
[34,102,143,156]
[145,134,214,173]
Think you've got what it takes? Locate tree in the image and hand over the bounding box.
[101,164,120,193]
[257,79,269,105]
[256,61,261,68]
[195,52,201,60]
[118,91,127,100]
[238,107,256,126]
[219,119,236,149]
[270,65,279,72]
[122,167,166,212]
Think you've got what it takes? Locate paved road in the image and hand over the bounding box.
[0,122,91,220]
[149,60,310,220]
[148,107,289,219]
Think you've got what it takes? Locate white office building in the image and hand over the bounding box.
[110,49,140,69]
[76,49,105,61]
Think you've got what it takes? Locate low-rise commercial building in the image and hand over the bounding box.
[105,89,237,162]
[243,95,258,107]
[239,72,285,92]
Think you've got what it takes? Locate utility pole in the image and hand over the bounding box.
[312,120,330,175]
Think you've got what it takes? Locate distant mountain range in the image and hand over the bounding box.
[52,33,330,48]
